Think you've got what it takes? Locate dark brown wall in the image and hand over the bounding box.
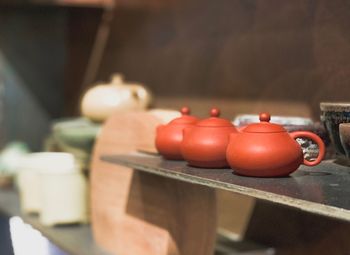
[1,0,350,132]
[0,5,103,148]
[92,0,350,117]
[0,6,67,149]
[0,6,66,117]
[65,7,102,114]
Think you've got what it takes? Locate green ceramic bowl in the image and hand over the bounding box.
[52,118,101,151]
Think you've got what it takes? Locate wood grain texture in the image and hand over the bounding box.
[90,111,160,254]
[125,172,216,255]
[3,1,350,122]
[217,190,255,240]
[90,110,217,255]
[86,0,350,119]
[246,200,350,255]
[9,0,349,119]
[102,154,350,254]
[0,0,112,7]
[65,7,103,115]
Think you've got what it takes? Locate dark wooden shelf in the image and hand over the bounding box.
[0,0,113,8]
[0,189,110,255]
[102,152,350,222]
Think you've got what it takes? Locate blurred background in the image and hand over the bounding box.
[0,1,350,255]
[0,0,349,149]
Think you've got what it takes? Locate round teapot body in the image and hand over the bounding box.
[181,126,237,168]
[81,85,151,122]
[156,124,190,160]
[81,74,152,122]
[226,132,304,177]
[155,107,198,160]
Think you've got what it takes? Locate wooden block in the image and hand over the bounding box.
[90,110,216,255]
[91,111,160,254]
[119,171,216,255]
[216,190,255,240]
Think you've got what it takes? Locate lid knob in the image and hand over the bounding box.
[210,108,220,117]
[181,106,190,115]
[259,112,271,122]
[111,73,124,84]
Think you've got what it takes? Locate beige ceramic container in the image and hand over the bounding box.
[17,153,69,214]
[17,152,88,226]
[39,168,88,226]
[17,168,41,214]
[81,73,152,122]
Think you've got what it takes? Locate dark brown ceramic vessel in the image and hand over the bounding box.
[320,102,350,156]
[339,123,350,159]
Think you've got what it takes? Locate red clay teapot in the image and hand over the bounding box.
[155,107,199,160]
[181,108,238,168]
[226,113,325,177]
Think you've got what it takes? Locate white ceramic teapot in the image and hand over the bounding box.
[81,74,152,122]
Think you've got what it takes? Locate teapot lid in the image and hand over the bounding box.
[168,107,198,125]
[197,108,234,127]
[242,113,286,133]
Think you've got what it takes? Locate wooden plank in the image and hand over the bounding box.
[90,111,166,255]
[118,171,217,255]
[0,0,113,8]
[0,189,110,255]
[38,0,113,8]
[102,153,350,222]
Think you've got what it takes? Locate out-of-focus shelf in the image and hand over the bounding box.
[102,152,350,222]
[0,189,110,255]
[0,0,113,8]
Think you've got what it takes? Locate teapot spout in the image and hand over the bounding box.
[183,126,193,137]
[229,131,239,141]
[237,125,246,132]
[156,124,164,134]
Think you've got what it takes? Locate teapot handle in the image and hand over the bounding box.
[132,86,152,108]
[290,131,325,166]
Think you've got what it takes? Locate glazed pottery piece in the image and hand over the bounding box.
[226,113,325,177]
[339,123,350,159]
[155,107,199,160]
[51,117,101,169]
[320,102,350,155]
[81,74,152,122]
[181,108,238,168]
[233,114,313,127]
[0,142,30,176]
[52,118,101,150]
